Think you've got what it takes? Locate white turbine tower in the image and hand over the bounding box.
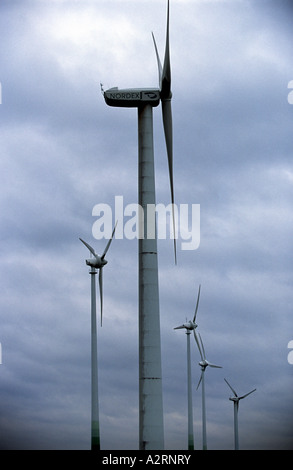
[174,284,201,450]
[224,378,256,450]
[195,332,222,450]
[79,223,116,450]
[103,1,175,450]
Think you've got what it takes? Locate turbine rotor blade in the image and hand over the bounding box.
[198,333,206,361]
[239,388,256,400]
[224,378,238,397]
[161,99,176,264]
[193,330,204,362]
[161,0,171,100]
[207,362,222,369]
[101,220,117,259]
[79,238,98,258]
[196,371,203,390]
[193,284,201,323]
[152,32,162,88]
[99,268,103,326]
[156,0,176,264]
[174,325,185,330]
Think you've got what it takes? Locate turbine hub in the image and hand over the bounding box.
[86,257,102,268]
[199,361,207,370]
[229,397,239,402]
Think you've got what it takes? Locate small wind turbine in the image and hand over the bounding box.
[195,332,222,451]
[79,222,117,327]
[174,284,201,450]
[224,378,256,450]
[103,0,174,449]
[79,223,116,450]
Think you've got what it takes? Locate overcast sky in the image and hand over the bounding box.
[0,0,293,450]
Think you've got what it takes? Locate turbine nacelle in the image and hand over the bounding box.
[199,360,208,369]
[174,321,198,331]
[229,396,239,403]
[85,257,108,269]
[104,87,160,108]
[198,359,221,370]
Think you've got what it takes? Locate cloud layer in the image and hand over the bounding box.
[0,0,293,450]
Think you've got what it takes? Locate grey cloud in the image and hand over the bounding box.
[0,0,292,451]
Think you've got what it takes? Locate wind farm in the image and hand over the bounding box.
[1,0,292,452]
[82,0,257,451]
[83,2,257,450]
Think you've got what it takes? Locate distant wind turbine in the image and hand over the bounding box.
[224,378,256,450]
[174,284,201,450]
[79,223,116,450]
[195,332,222,450]
[103,0,175,449]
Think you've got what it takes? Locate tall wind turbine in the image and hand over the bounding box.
[174,285,201,450]
[224,378,256,450]
[195,332,222,450]
[103,0,175,450]
[79,224,116,450]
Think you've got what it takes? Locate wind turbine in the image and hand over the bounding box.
[103,0,175,450]
[224,378,256,450]
[79,223,116,450]
[174,284,201,450]
[195,332,222,451]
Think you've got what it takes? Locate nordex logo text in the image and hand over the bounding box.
[92,196,200,251]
